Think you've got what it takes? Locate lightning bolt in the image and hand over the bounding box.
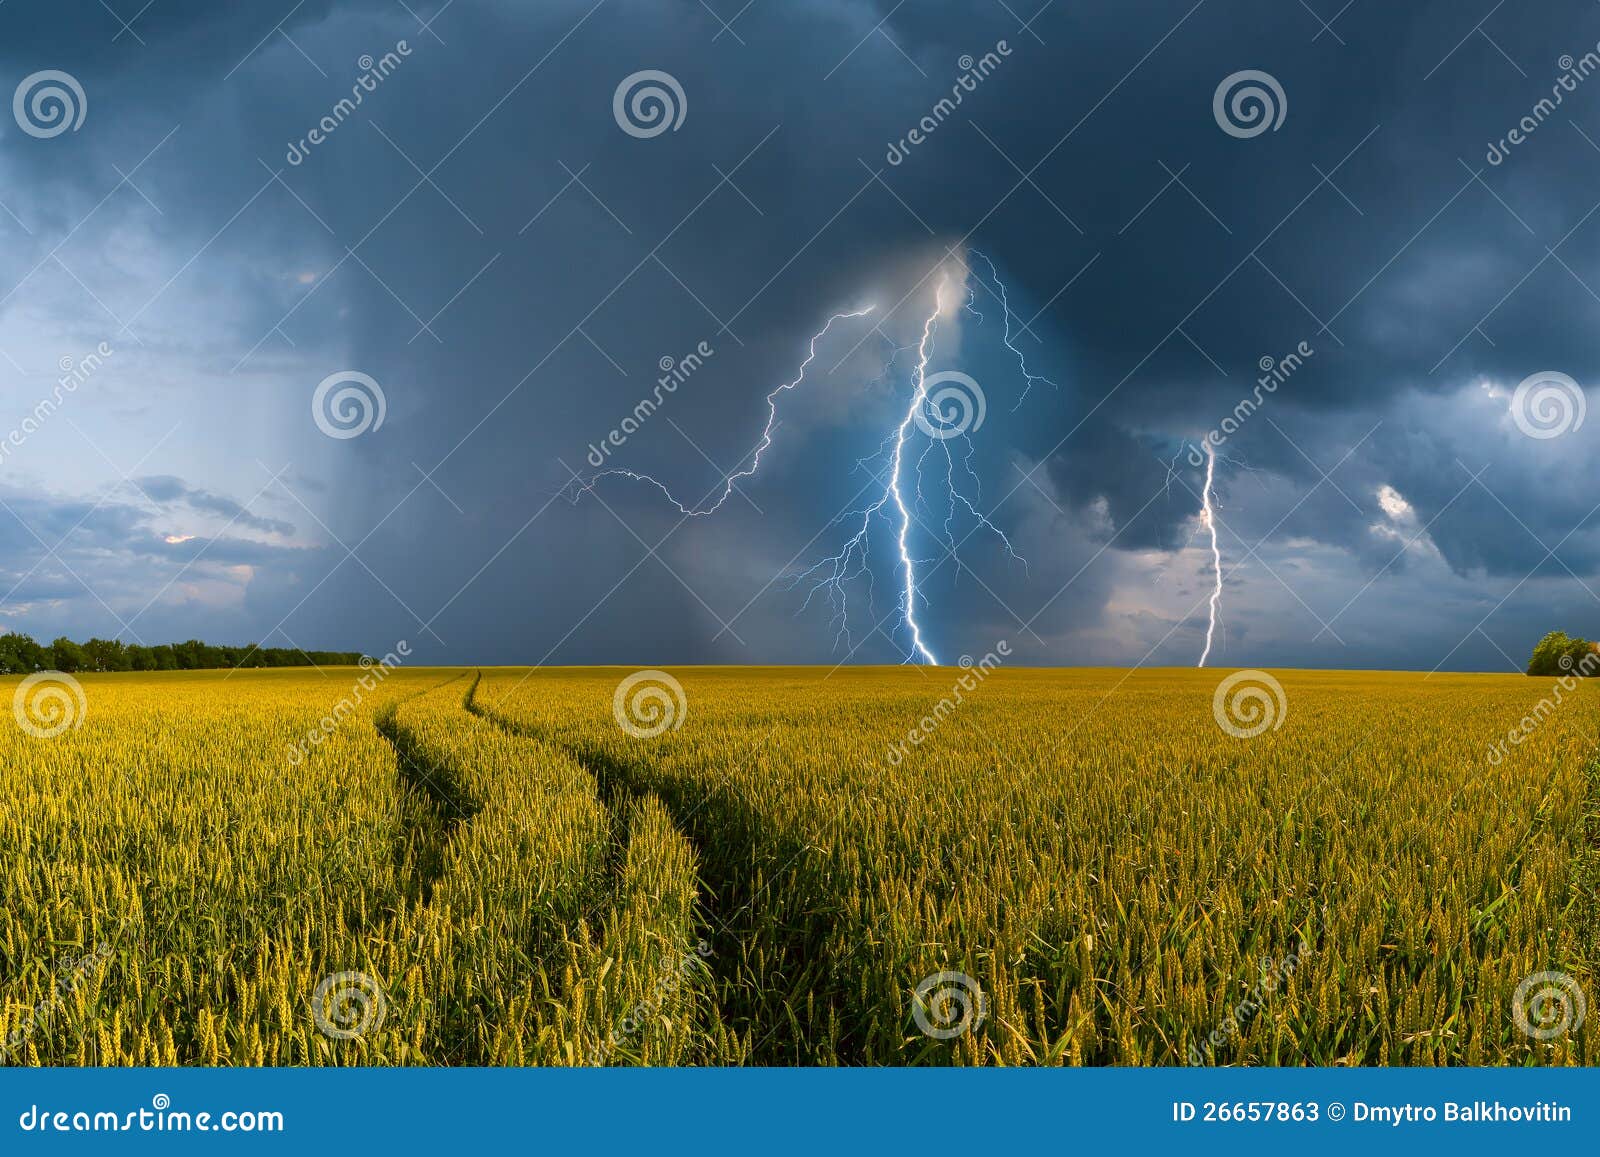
[575,254,1051,665]
[889,284,946,664]
[792,268,1033,664]
[1197,439,1223,667]
[569,306,877,515]
[786,282,950,664]
[968,249,1057,409]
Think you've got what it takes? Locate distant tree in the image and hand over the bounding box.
[0,632,47,674]
[1528,630,1597,676]
[82,637,131,672]
[49,637,88,673]
[171,639,224,669]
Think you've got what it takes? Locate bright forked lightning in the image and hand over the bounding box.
[787,282,952,665]
[887,283,947,664]
[794,267,1032,664]
[574,253,1051,665]
[1197,440,1223,667]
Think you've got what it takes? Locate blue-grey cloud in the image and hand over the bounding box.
[0,0,1597,672]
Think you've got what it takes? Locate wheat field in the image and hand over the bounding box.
[1,664,1594,1066]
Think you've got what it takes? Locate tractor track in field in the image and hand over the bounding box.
[465,682,822,1062]
[464,675,736,1062]
[450,672,640,927]
[463,678,674,880]
[379,669,652,935]
[462,673,634,911]
[373,672,483,906]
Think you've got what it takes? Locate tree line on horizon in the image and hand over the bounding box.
[4,628,1594,676]
[0,632,362,675]
[1526,630,1600,676]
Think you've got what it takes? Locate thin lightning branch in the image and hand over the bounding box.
[1162,446,1187,499]
[921,264,1030,579]
[1198,440,1223,667]
[568,306,876,514]
[968,249,1057,409]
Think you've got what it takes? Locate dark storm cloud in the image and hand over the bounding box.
[2,0,1599,667]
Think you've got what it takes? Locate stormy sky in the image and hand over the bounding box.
[1,0,1598,670]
